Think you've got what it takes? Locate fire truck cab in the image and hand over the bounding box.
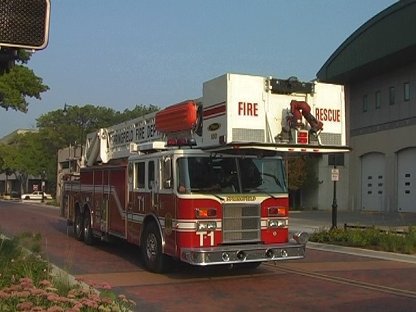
[61,73,348,273]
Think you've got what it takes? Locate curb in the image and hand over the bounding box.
[307,241,416,264]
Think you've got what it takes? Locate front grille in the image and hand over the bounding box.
[222,203,261,243]
[232,128,265,143]
[320,132,342,145]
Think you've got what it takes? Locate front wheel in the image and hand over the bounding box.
[73,210,84,241]
[141,222,170,273]
[83,210,95,245]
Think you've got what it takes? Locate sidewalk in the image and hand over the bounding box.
[289,210,416,264]
[289,210,416,234]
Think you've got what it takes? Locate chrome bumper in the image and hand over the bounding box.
[180,241,306,266]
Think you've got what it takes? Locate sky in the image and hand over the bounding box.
[0,0,397,138]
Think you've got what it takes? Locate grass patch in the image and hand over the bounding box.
[0,232,136,311]
[309,226,416,254]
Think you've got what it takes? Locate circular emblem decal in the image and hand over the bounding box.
[208,123,221,131]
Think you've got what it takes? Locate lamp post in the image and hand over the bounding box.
[41,169,46,203]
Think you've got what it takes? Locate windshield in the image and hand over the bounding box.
[176,156,287,194]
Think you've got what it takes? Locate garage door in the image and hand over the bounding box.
[397,148,416,212]
[361,153,385,211]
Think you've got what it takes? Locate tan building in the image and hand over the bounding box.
[317,1,416,212]
[56,145,82,202]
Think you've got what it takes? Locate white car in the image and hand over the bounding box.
[21,191,53,200]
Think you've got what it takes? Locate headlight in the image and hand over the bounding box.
[196,221,217,232]
[268,219,288,228]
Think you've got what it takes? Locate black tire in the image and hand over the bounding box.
[141,222,170,273]
[24,196,30,200]
[73,210,84,241]
[83,210,95,245]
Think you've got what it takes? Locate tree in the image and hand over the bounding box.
[0,49,49,112]
[36,104,159,149]
[1,104,159,195]
[35,104,159,193]
[0,132,52,194]
[287,156,320,209]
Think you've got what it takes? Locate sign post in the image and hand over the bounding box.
[328,154,344,230]
[331,167,339,229]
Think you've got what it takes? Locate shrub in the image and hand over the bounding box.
[309,226,416,254]
[0,233,136,311]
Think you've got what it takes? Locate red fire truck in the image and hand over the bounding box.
[61,73,348,273]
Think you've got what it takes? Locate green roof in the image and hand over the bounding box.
[317,1,416,83]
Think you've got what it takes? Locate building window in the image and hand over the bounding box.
[362,94,368,112]
[375,91,381,109]
[404,82,410,101]
[389,86,395,105]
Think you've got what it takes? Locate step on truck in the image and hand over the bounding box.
[61,73,348,273]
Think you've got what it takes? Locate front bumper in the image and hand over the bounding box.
[180,241,306,266]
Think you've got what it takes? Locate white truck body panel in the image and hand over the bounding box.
[83,73,348,165]
[200,73,346,151]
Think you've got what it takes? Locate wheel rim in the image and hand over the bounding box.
[145,233,158,260]
[75,214,82,238]
[84,213,91,238]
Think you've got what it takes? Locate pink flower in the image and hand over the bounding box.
[47,306,64,312]
[0,290,10,299]
[30,288,46,296]
[99,282,112,290]
[16,301,33,311]
[15,290,31,298]
[47,293,61,302]
[39,279,52,288]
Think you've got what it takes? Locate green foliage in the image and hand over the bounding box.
[288,156,320,191]
[1,104,159,194]
[287,158,306,190]
[310,226,416,254]
[0,233,49,289]
[0,65,49,112]
[36,104,159,148]
[0,132,54,193]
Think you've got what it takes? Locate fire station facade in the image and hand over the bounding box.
[317,1,416,213]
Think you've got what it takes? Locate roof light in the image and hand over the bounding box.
[166,137,197,147]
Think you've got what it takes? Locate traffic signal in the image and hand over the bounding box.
[0,0,50,50]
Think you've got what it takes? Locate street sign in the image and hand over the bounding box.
[331,168,339,181]
[0,0,51,50]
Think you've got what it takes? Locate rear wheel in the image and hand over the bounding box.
[141,222,170,273]
[83,210,94,245]
[73,210,84,241]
